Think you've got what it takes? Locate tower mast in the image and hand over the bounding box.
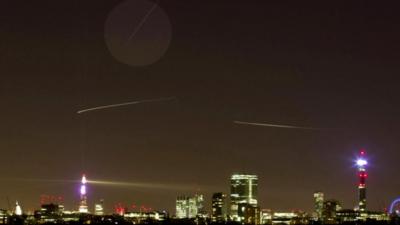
[79,174,88,213]
[356,150,367,211]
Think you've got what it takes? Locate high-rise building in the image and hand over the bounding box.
[196,195,208,219]
[212,192,227,223]
[78,174,88,213]
[230,174,258,222]
[356,150,368,211]
[14,201,22,216]
[176,196,188,219]
[187,196,198,218]
[313,191,324,221]
[237,203,260,225]
[175,194,204,219]
[94,199,104,216]
[322,199,342,224]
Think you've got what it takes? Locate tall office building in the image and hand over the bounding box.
[212,192,227,223]
[193,194,206,218]
[94,199,104,216]
[313,191,324,221]
[176,194,204,219]
[230,174,258,222]
[176,196,188,219]
[356,150,368,211]
[237,203,260,225]
[14,201,22,216]
[79,174,88,213]
[322,199,342,224]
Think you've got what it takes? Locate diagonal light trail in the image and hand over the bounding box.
[77,97,176,114]
[234,120,324,130]
[127,0,160,42]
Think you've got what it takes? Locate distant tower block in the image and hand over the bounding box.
[15,201,22,216]
[230,174,258,222]
[79,174,89,213]
[212,192,227,223]
[356,150,368,211]
[313,191,324,221]
[95,199,104,216]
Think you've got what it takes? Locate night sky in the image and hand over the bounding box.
[1,0,400,214]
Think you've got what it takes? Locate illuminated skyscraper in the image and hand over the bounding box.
[176,196,187,219]
[175,194,204,219]
[230,174,258,222]
[94,199,104,216]
[194,194,206,218]
[79,174,88,213]
[313,191,324,221]
[322,199,342,224]
[212,192,227,223]
[237,203,260,225]
[356,150,368,211]
[14,201,22,216]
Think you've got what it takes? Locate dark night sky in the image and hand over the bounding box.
[1,0,400,213]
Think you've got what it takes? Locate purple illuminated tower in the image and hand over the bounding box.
[356,150,367,211]
[79,174,88,213]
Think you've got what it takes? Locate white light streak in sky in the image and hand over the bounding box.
[234,120,324,130]
[77,97,176,114]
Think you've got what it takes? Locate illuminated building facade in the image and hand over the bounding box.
[175,194,204,219]
[78,174,88,213]
[313,191,324,221]
[260,209,272,225]
[0,209,7,224]
[175,197,187,219]
[34,203,63,223]
[336,209,389,222]
[212,192,227,223]
[271,212,297,225]
[14,201,22,216]
[237,203,260,225]
[322,199,341,224]
[271,212,309,225]
[124,211,167,223]
[94,199,104,216]
[356,150,367,211]
[230,174,258,222]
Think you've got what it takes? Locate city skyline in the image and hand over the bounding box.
[0,152,389,216]
[2,172,396,224]
[1,0,400,217]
